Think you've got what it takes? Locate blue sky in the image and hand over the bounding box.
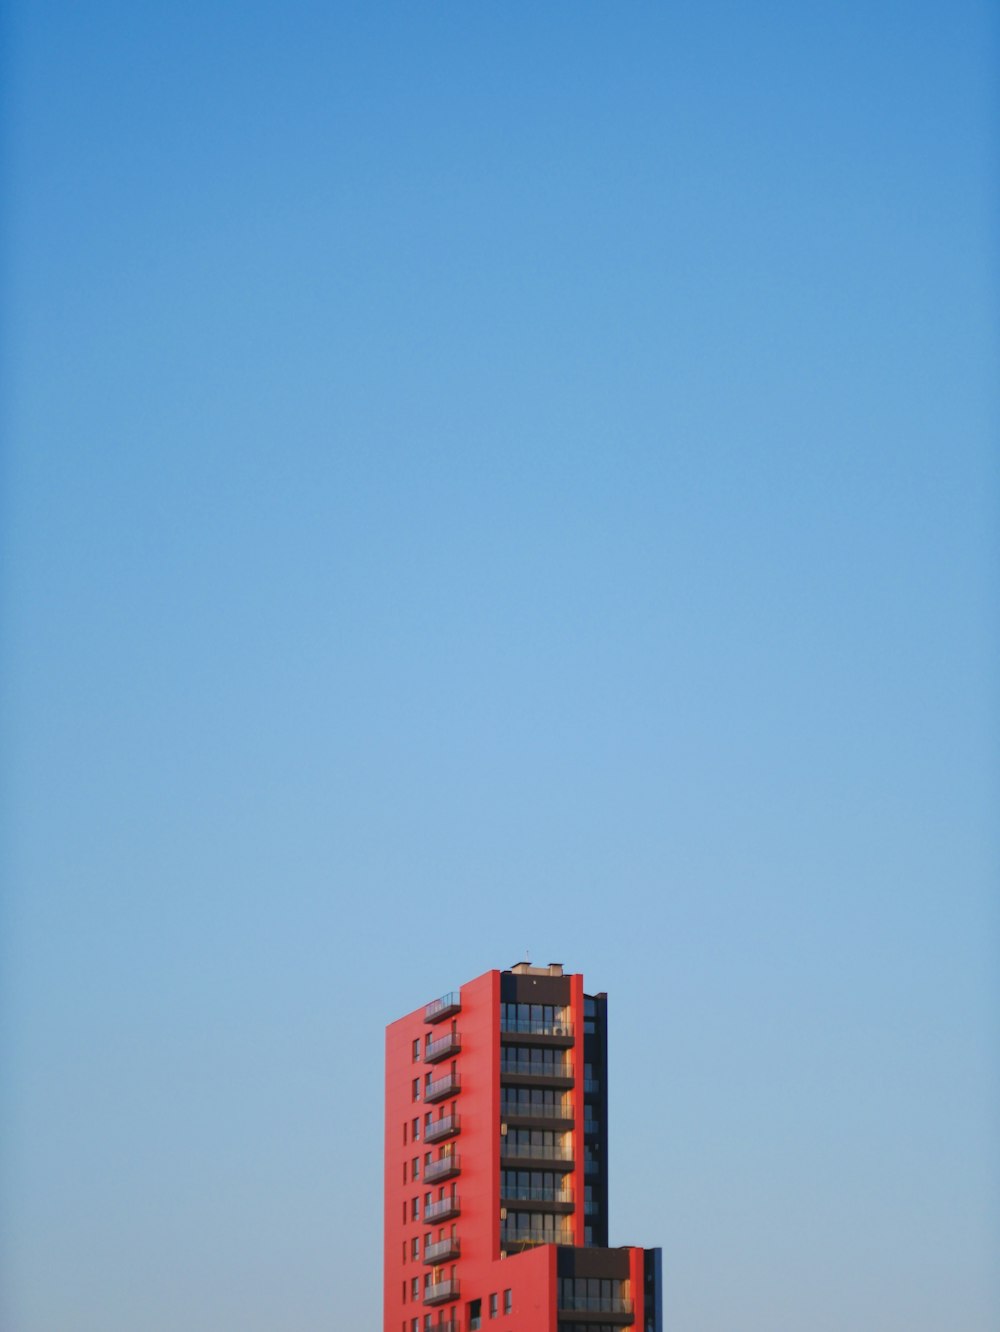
[3,2,997,1330]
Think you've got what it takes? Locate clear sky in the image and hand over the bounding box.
[2,2,997,1330]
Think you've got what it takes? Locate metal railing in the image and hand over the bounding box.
[425,992,461,1023]
[500,1142,573,1162]
[424,1195,460,1222]
[424,1237,460,1264]
[423,1278,460,1305]
[425,1154,460,1183]
[425,1114,460,1143]
[502,1228,572,1248]
[558,1296,633,1314]
[426,1032,462,1061]
[500,1059,573,1079]
[500,1185,573,1204]
[501,1100,573,1121]
[500,1018,574,1037]
[425,1073,461,1102]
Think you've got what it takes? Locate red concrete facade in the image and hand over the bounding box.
[384,964,660,1332]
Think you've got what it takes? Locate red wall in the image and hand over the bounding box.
[385,970,558,1332]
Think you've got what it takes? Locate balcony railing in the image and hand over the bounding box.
[424,1114,460,1143]
[425,1032,462,1063]
[424,1195,460,1222]
[425,1153,461,1184]
[501,1228,572,1250]
[500,1141,573,1164]
[559,1297,634,1315]
[501,1101,573,1122]
[501,1018,574,1037]
[500,1059,573,1080]
[425,1072,461,1102]
[500,1185,573,1204]
[423,1279,460,1306]
[423,1237,460,1265]
[425,992,461,1024]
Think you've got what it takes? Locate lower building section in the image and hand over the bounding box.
[393,1245,661,1332]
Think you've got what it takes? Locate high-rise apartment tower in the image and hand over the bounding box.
[384,963,663,1332]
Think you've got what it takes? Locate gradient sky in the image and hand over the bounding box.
[2,2,997,1330]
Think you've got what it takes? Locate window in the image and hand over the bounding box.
[402,1240,407,1263]
[503,1289,512,1314]
[411,1321,418,1332]
[403,1122,408,1145]
[557,1276,625,1313]
[412,1157,420,1181]
[489,1292,498,1318]
[413,1117,420,1141]
[468,1298,482,1331]
[411,1197,419,1221]
[410,1277,419,1300]
[402,1162,407,1184]
[412,1078,420,1102]
[412,1038,421,1061]
[402,1281,407,1303]
[411,1236,420,1260]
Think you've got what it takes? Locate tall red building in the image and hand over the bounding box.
[384,962,663,1332]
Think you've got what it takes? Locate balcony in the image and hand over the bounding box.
[425,1072,461,1102]
[501,1100,574,1127]
[423,1236,461,1265]
[499,1059,573,1088]
[425,1031,462,1063]
[557,1297,634,1325]
[501,1228,572,1252]
[424,1114,460,1144]
[499,1141,574,1169]
[500,1018,574,1047]
[423,1278,460,1306]
[501,1184,574,1208]
[424,1195,461,1223]
[425,1153,461,1184]
[425,992,461,1024]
